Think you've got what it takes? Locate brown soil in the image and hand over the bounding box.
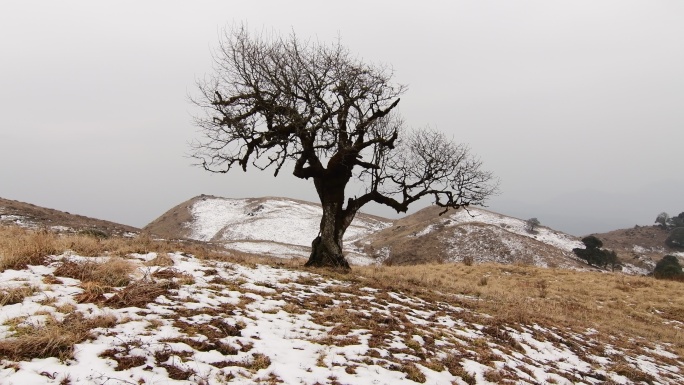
[0,197,140,236]
[142,195,199,239]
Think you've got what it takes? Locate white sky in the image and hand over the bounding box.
[1,0,682,236]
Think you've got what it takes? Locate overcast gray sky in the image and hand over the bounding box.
[1,1,682,236]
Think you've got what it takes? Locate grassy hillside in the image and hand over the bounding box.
[1,224,683,384]
[590,225,682,270]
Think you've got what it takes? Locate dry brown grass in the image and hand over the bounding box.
[0,285,38,306]
[104,279,177,308]
[145,253,175,266]
[0,226,201,272]
[3,223,683,364]
[401,362,426,383]
[54,257,134,287]
[0,227,59,270]
[348,263,684,356]
[0,312,117,360]
[211,353,271,372]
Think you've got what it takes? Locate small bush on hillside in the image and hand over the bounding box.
[573,235,619,270]
[78,229,109,239]
[666,227,684,248]
[653,255,683,279]
[573,236,602,266]
[670,213,684,228]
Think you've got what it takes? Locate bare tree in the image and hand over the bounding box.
[191,26,498,269]
[526,217,540,233]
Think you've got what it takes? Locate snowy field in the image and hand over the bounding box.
[1,251,683,384]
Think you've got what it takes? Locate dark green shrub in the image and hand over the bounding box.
[653,255,683,279]
[581,236,603,249]
[666,228,684,248]
[670,213,684,228]
[78,229,109,239]
[573,236,618,269]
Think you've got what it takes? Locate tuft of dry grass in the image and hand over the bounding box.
[74,281,109,303]
[151,267,195,285]
[401,362,426,383]
[54,257,134,287]
[0,285,38,306]
[145,253,175,266]
[104,279,176,308]
[0,312,117,360]
[212,353,271,372]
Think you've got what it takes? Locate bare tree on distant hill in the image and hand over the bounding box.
[526,217,540,233]
[191,26,498,269]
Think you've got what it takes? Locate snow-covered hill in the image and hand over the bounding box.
[146,196,654,273]
[145,196,392,264]
[362,205,590,269]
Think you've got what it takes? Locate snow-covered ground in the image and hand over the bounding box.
[0,214,36,229]
[187,197,391,260]
[2,252,683,384]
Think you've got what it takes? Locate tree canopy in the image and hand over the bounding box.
[655,211,684,229]
[525,217,540,233]
[191,26,498,268]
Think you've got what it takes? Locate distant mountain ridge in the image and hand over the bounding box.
[3,194,670,274]
[0,197,139,236]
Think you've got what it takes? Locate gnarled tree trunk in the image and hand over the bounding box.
[305,176,353,270]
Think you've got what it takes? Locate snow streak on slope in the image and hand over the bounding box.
[187,197,392,261]
[444,208,584,252]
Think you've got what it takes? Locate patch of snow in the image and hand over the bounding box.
[0,214,36,229]
[225,241,309,258]
[633,245,647,253]
[414,224,438,237]
[50,225,72,232]
[621,263,652,276]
